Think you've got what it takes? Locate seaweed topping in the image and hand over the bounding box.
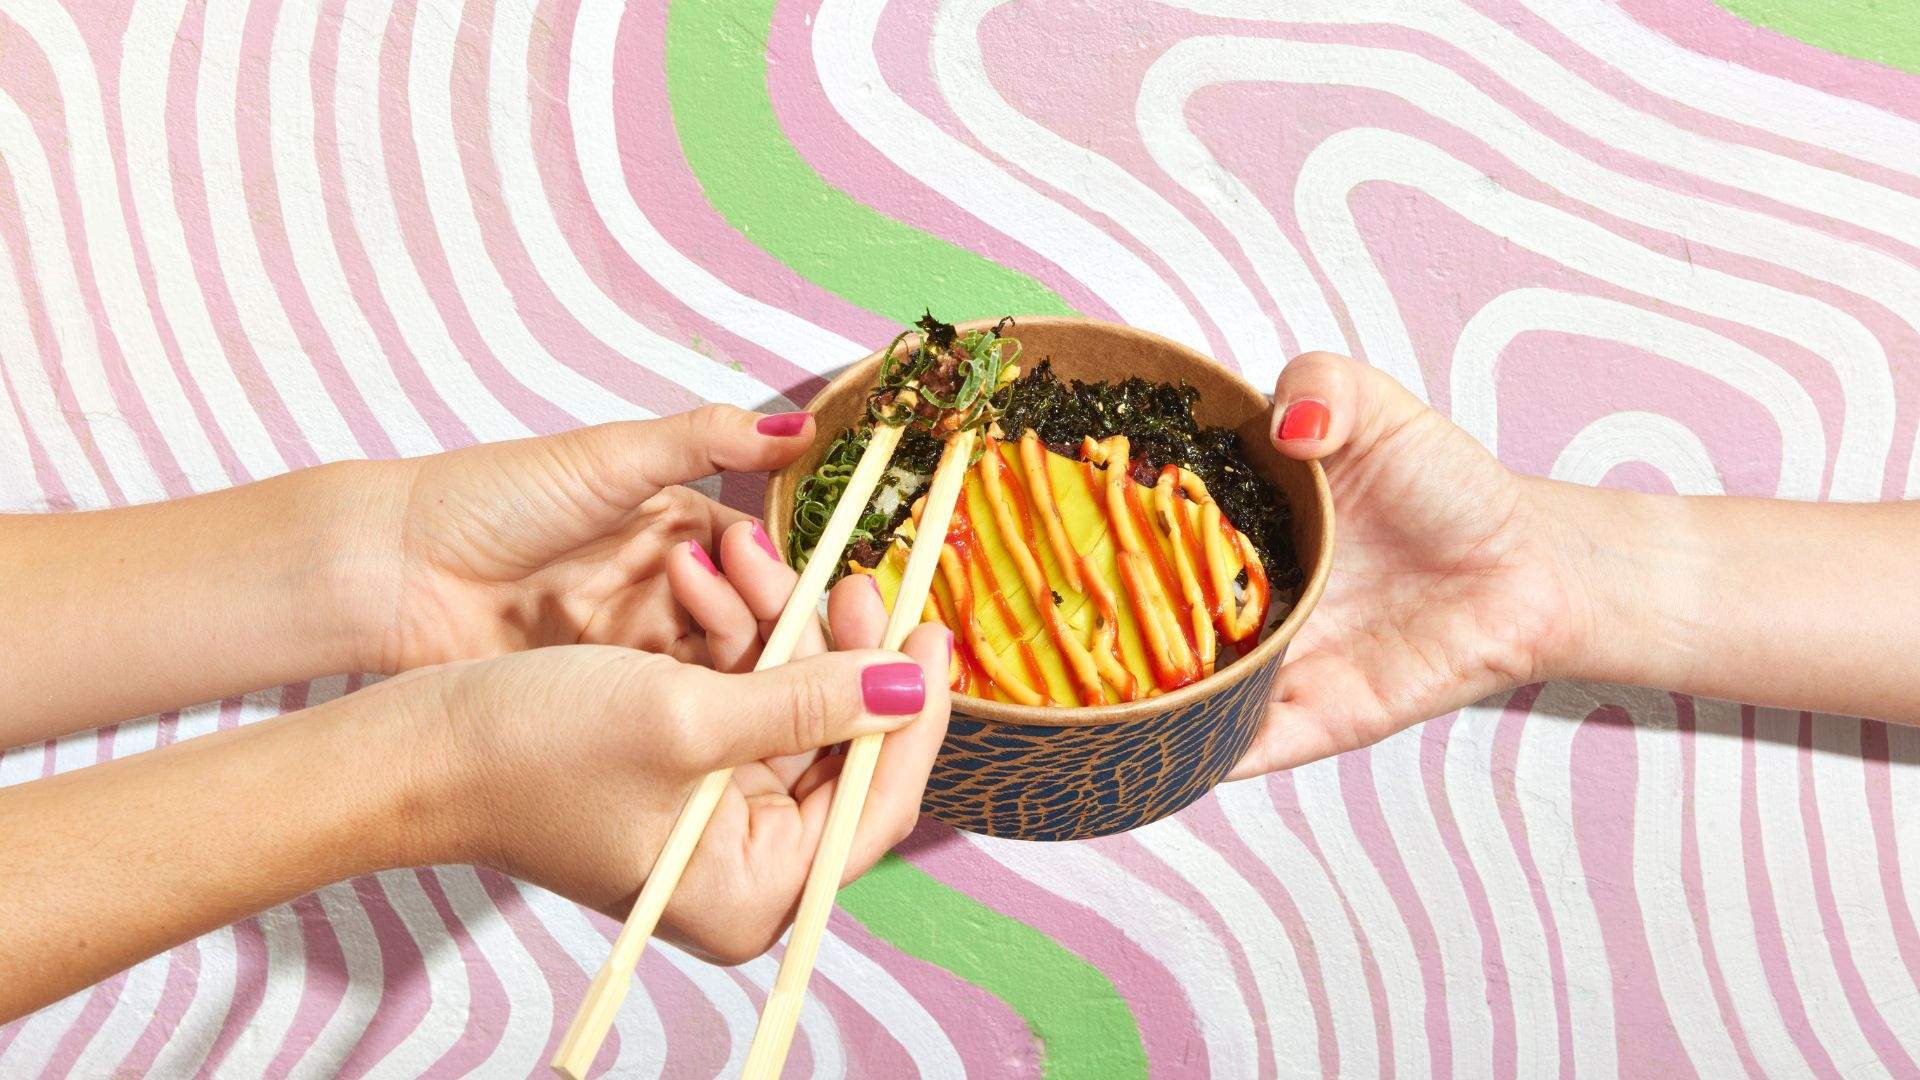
[997,359,1298,586]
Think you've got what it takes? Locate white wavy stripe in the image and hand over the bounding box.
[1885,723,1920,998]
[1136,31,1904,491]
[1511,681,1618,1078]
[148,700,244,1079]
[405,0,654,425]
[1130,816,1316,1074]
[1134,38,1350,357]
[483,0,794,413]
[513,884,667,1077]
[1364,724,1498,1078]
[1456,289,1823,498]
[332,0,534,447]
[739,951,846,1080]
[935,0,1288,378]
[0,354,45,510]
[1295,125,1890,497]
[197,0,364,462]
[1214,780,1378,1076]
[964,830,1262,1077]
[1530,0,1920,179]
[0,90,165,501]
[1552,412,1720,494]
[813,927,966,1079]
[811,0,1211,352]
[122,0,286,480]
[0,227,110,509]
[1442,700,1559,1075]
[567,0,863,377]
[1168,1,1920,270]
[0,0,227,491]
[355,868,472,1078]
[1284,756,1428,1075]
[660,943,757,1079]
[1689,697,1813,1073]
[290,880,385,1078]
[440,867,554,1075]
[1807,717,1920,1062]
[1749,707,1881,1070]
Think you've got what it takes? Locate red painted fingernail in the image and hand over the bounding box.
[686,541,720,576]
[1277,398,1330,442]
[861,663,925,715]
[755,411,812,437]
[751,521,780,560]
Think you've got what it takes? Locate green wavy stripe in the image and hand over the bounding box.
[1714,0,1920,74]
[839,856,1148,1079]
[663,0,1073,324]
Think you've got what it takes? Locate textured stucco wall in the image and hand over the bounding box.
[3,0,1920,1076]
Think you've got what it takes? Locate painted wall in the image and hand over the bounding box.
[2,0,1919,1076]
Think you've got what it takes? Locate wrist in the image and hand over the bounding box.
[1525,477,1704,691]
[324,666,475,869]
[301,459,414,676]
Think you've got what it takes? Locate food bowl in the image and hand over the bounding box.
[765,317,1334,841]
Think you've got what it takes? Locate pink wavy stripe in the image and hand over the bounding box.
[1616,0,1920,123]
[1339,749,1452,1077]
[1421,707,1516,1078]
[39,972,125,1079]
[1739,706,1842,1075]
[1490,689,1575,1079]
[826,904,1040,1078]
[94,2,250,490]
[1101,831,1274,1078]
[438,0,701,420]
[1267,774,1395,1075]
[765,0,1132,330]
[307,0,477,449]
[728,965,817,1076]
[1182,796,1338,1076]
[408,869,510,1078]
[166,0,324,471]
[264,892,350,1076]
[553,0,848,404]
[232,0,398,459]
[332,876,433,1080]
[1479,0,1920,202]
[1858,721,1920,1022]
[1673,695,1767,1079]
[475,872,592,1069]
[120,941,200,1077]
[638,947,729,1078]
[1567,705,1692,1072]
[0,304,72,511]
[780,936,919,1080]
[900,826,1205,1072]
[1797,714,1917,1074]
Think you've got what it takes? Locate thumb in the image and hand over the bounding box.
[670,648,931,768]
[567,404,816,502]
[1268,352,1426,462]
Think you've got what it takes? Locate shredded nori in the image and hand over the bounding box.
[996,359,1297,587]
[789,350,1300,598]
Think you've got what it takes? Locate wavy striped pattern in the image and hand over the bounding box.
[3,0,1918,1074]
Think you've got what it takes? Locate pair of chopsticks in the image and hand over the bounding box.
[552,396,975,1080]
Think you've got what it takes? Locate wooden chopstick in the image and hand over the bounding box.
[551,420,910,1080]
[739,427,979,1080]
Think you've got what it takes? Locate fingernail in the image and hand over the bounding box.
[686,541,720,576]
[942,626,954,665]
[866,573,883,600]
[861,662,925,715]
[756,411,812,437]
[751,521,780,560]
[1277,398,1330,442]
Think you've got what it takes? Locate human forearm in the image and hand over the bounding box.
[0,676,443,1022]
[0,462,398,743]
[1537,479,1920,722]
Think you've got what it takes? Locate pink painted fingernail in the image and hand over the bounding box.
[755,411,812,437]
[861,663,925,715]
[751,521,780,560]
[686,541,720,576]
[1277,398,1330,442]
